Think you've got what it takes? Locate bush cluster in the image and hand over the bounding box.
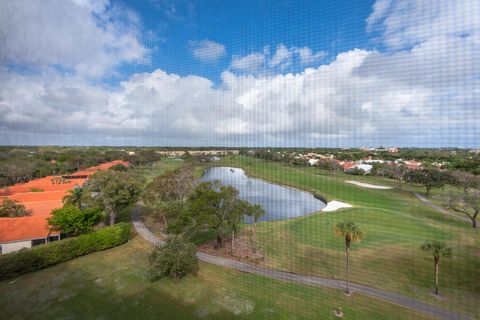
[0,222,131,280]
[148,235,198,280]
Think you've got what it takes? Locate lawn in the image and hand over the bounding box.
[0,236,433,320]
[208,156,479,318]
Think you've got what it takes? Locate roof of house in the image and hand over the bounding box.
[0,216,60,243]
[0,160,128,243]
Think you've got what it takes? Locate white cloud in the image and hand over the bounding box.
[294,47,326,65]
[190,40,226,62]
[0,0,478,147]
[0,0,149,77]
[231,51,268,73]
[269,44,293,68]
[2,44,477,147]
[230,44,325,74]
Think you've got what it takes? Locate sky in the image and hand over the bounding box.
[0,0,478,147]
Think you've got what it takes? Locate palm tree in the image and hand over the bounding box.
[334,221,365,294]
[249,204,265,254]
[62,186,83,208]
[420,240,452,295]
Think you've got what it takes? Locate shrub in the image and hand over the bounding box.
[109,164,128,172]
[0,222,131,280]
[48,205,102,236]
[0,199,31,217]
[30,187,44,192]
[148,235,198,280]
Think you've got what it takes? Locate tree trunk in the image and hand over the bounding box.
[109,208,116,226]
[216,234,222,248]
[162,215,168,227]
[231,229,235,254]
[426,187,431,196]
[471,210,478,228]
[345,239,350,294]
[252,222,257,254]
[434,257,439,295]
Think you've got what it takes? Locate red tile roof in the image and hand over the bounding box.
[0,216,59,243]
[0,160,128,243]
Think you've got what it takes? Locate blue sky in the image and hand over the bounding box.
[119,0,376,84]
[0,0,478,147]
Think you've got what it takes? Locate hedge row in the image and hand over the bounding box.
[0,222,131,280]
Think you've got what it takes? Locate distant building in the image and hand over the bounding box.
[403,160,423,170]
[308,159,319,166]
[386,148,399,153]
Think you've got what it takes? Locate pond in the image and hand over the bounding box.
[200,167,326,222]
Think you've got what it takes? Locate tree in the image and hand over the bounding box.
[86,171,143,225]
[48,205,102,236]
[62,186,83,208]
[451,171,479,195]
[143,166,194,227]
[227,200,249,253]
[334,221,365,294]
[388,164,409,188]
[109,164,128,172]
[148,235,198,280]
[246,204,265,254]
[420,240,452,295]
[407,168,449,196]
[449,190,480,228]
[0,199,31,217]
[186,181,242,248]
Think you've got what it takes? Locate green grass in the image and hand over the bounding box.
[133,158,186,183]
[210,156,479,318]
[0,236,433,320]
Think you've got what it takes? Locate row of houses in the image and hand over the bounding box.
[0,160,128,254]
[154,150,240,157]
[307,156,423,174]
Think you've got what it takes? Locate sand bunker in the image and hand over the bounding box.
[322,201,353,212]
[345,181,393,190]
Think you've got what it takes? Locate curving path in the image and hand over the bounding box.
[413,192,471,223]
[132,208,470,320]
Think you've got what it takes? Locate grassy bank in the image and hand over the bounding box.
[0,236,433,320]
[209,156,479,318]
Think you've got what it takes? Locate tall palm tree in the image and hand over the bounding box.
[420,240,452,295]
[249,204,265,254]
[334,221,365,294]
[62,186,83,208]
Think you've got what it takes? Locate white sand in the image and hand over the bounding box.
[322,200,353,212]
[345,180,393,190]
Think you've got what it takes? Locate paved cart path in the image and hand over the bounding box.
[132,208,470,320]
[413,192,471,223]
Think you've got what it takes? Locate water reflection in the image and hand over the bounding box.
[200,167,326,222]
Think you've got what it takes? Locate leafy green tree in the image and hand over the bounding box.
[0,199,31,217]
[334,221,365,294]
[407,168,450,196]
[86,171,144,225]
[109,164,128,172]
[48,205,102,236]
[62,186,83,208]
[148,235,198,280]
[420,240,452,295]
[246,204,265,254]
[186,181,242,248]
[143,166,194,227]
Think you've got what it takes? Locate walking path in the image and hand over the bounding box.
[132,208,470,320]
[413,192,471,223]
